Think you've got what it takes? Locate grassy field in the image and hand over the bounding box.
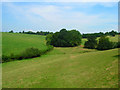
[107,35,119,42]
[2,33,119,88]
[2,32,48,56]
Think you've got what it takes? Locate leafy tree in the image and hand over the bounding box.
[47,29,82,47]
[109,30,117,36]
[46,34,53,45]
[117,42,120,48]
[97,36,114,50]
[9,30,13,33]
[84,36,97,49]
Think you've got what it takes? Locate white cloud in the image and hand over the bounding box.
[3,2,118,33]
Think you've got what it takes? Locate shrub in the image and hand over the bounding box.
[9,30,14,33]
[84,36,97,49]
[19,47,41,59]
[46,34,53,45]
[2,46,54,63]
[97,36,114,50]
[2,55,13,63]
[117,42,120,48]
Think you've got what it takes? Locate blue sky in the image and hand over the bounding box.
[2,2,118,33]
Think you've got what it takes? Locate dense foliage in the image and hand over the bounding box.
[97,36,116,50]
[9,30,14,33]
[84,35,119,50]
[82,30,119,38]
[117,42,120,48]
[2,46,53,63]
[46,29,82,47]
[19,31,53,35]
[84,36,97,49]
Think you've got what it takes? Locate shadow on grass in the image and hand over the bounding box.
[113,55,120,58]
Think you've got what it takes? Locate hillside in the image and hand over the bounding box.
[2,48,118,88]
[2,32,48,56]
[2,33,118,88]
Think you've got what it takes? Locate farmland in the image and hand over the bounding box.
[2,33,119,88]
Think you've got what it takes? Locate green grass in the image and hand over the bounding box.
[96,35,119,42]
[2,33,118,88]
[2,48,118,88]
[107,35,119,42]
[2,32,48,56]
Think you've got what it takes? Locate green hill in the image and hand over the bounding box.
[2,33,118,88]
[2,32,48,56]
[2,48,118,88]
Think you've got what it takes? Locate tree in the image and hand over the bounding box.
[9,30,13,33]
[109,30,117,36]
[84,35,97,49]
[117,42,120,48]
[46,34,53,45]
[46,29,82,47]
[97,36,114,50]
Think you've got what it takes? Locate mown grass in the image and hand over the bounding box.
[2,33,119,88]
[2,48,118,88]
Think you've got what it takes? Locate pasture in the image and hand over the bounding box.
[2,32,48,56]
[2,33,119,88]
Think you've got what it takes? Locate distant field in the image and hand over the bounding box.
[2,32,48,56]
[96,35,118,42]
[107,35,118,42]
[2,33,118,88]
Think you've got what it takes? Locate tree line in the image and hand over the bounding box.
[84,35,119,50]
[9,30,53,35]
[82,30,119,38]
[46,29,119,50]
[9,30,119,38]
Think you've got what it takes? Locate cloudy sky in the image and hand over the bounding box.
[2,2,118,33]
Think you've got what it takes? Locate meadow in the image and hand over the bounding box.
[2,33,119,88]
[2,32,48,56]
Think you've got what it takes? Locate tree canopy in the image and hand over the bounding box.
[97,36,114,50]
[46,29,82,47]
[84,35,97,49]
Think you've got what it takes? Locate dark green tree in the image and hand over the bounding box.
[84,36,97,49]
[47,29,82,47]
[9,30,13,33]
[46,34,53,45]
[97,36,114,50]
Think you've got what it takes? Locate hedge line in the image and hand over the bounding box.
[2,45,53,63]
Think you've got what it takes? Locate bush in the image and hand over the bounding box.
[117,42,120,48]
[2,46,54,63]
[9,30,14,33]
[19,47,41,59]
[46,34,53,45]
[84,36,97,49]
[2,55,10,63]
[97,36,114,50]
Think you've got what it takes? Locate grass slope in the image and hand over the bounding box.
[2,32,48,56]
[2,33,118,88]
[2,48,118,88]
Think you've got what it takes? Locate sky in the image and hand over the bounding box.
[2,2,118,33]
